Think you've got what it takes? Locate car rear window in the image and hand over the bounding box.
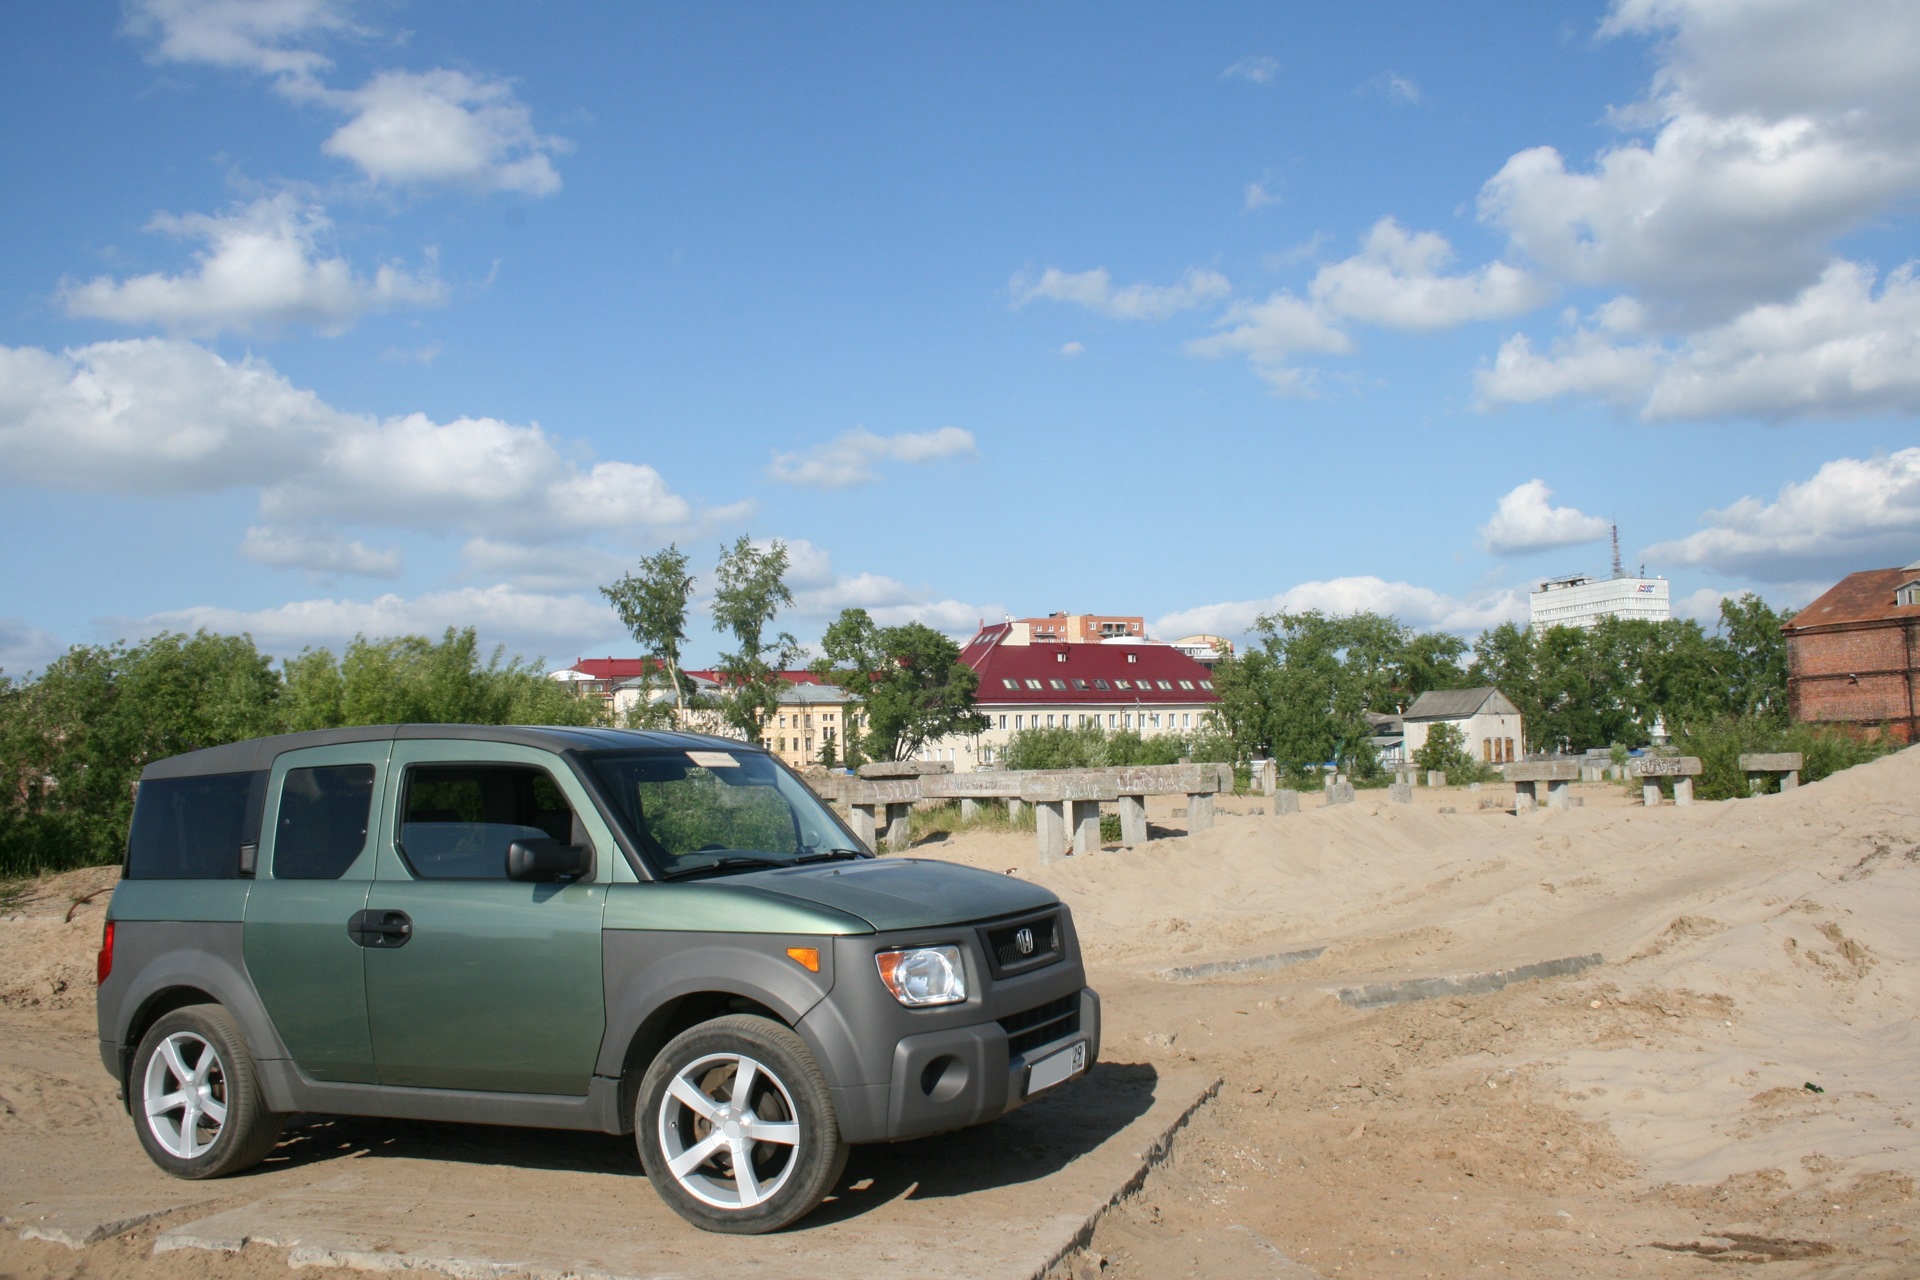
[125,770,267,880]
[272,764,375,880]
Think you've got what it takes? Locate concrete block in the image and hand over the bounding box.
[1008,797,1027,823]
[1273,789,1300,816]
[959,797,980,821]
[1515,789,1537,815]
[1547,779,1573,810]
[1118,794,1149,846]
[1674,776,1694,806]
[1035,800,1066,865]
[1186,792,1216,831]
[1426,770,1446,788]
[1388,782,1412,803]
[845,778,924,807]
[884,802,913,852]
[1738,752,1804,773]
[1020,770,1120,803]
[1503,760,1580,784]
[1782,771,1799,791]
[1642,781,1662,807]
[858,760,951,778]
[1324,781,1355,806]
[1628,755,1703,778]
[1071,799,1101,854]
[849,804,877,852]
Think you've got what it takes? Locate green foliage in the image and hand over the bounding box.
[600,544,696,713]
[1670,715,1899,800]
[1,626,599,878]
[906,798,1033,844]
[810,609,986,761]
[997,722,1232,771]
[711,537,799,743]
[1412,722,1471,775]
[1469,595,1794,753]
[1210,610,1437,776]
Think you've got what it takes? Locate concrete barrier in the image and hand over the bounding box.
[1273,789,1300,816]
[1629,755,1703,806]
[837,762,1228,862]
[1739,751,1803,794]
[1503,760,1581,812]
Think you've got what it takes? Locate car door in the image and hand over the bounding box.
[242,741,391,1083]
[362,740,608,1096]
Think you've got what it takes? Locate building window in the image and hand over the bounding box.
[1157,680,1173,690]
[1071,678,1089,690]
[1181,713,1190,728]
[1094,679,1111,690]
[1046,714,1055,727]
[998,714,1008,729]
[1107,713,1117,728]
[777,736,786,751]
[1003,678,1019,689]
[1025,679,1042,690]
[1049,678,1067,690]
[1115,679,1131,690]
[1178,680,1194,690]
[1127,653,1137,664]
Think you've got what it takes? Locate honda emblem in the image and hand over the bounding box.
[1015,927,1035,955]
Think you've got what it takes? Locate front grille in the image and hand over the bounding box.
[983,910,1061,976]
[999,993,1079,1058]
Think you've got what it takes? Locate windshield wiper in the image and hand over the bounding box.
[660,853,791,880]
[794,847,872,865]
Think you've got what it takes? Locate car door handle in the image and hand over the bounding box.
[347,909,413,949]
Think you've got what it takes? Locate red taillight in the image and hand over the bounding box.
[96,921,114,986]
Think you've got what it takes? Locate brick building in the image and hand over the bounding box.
[1782,560,1920,743]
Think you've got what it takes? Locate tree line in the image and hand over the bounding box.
[1208,594,1804,780]
[1,627,598,877]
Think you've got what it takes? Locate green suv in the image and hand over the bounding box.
[94,725,1098,1233]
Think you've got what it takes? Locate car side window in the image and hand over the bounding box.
[396,763,582,880]
[273,765,375,880]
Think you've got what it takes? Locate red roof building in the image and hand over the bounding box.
[1782,561,1920,743]
[917,622,1222,769]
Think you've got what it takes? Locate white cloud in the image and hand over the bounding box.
[124,0,351,77]
[1243,180,1281,211]
[1009,267,1232,321]
[62,195,445,337]
[124,4,566,197]
[316,68,568,195]
[1367,71,1423,106]
[1310,219,1549,330]
[1478,259,1920,419]
[1221,55,1281,84]
[0,338,729,543]
[1059,341,1085,357]
[1646,447,1920,581]
[766,426,977,489]
[459,538,631,594]
[0,617,65,678]
[1478,0,1920,326]
[129,585,615,664]
[1155,577,1528,641]
[1479,480,1612,555]
[1185,292,1352,393]
[240,525,401,577]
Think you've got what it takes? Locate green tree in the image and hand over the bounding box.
[1716,593,1791,721]
[711,537,799,743]
[600,544,697,718]
[812,610,986,761]
[1412,721,1471,775]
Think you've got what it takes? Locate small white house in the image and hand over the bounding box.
[1401,687,1523,765]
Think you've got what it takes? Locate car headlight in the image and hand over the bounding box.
[875,945,967,1007]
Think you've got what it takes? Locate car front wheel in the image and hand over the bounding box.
[636,1014,847,1233]
[131,1003,283,1178]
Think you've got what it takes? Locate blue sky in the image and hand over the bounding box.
[3,1,1917,675]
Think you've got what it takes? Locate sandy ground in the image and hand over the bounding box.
[3,752,1916,1279]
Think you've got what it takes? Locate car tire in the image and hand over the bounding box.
[636,1014,848,1234]
[131,1004,283,1179]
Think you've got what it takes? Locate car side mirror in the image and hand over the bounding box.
[506,838,591,883]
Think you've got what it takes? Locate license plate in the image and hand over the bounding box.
[1026,1039,1088,1096]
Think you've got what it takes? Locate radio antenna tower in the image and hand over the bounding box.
[1610,524,1624,579]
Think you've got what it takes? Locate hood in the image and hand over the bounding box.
[734,857,1058,932]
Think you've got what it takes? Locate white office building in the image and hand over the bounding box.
[1529,574,1671,631]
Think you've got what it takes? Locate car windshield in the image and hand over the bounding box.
[583,747,864,878]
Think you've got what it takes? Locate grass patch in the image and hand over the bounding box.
[906,799,1034,844]
[0,880,32,913]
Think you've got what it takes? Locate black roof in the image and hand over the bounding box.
[141,724,757,780]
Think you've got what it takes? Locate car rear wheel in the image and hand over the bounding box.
[636,1014,847,1233]
[131,1004,283,1179]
